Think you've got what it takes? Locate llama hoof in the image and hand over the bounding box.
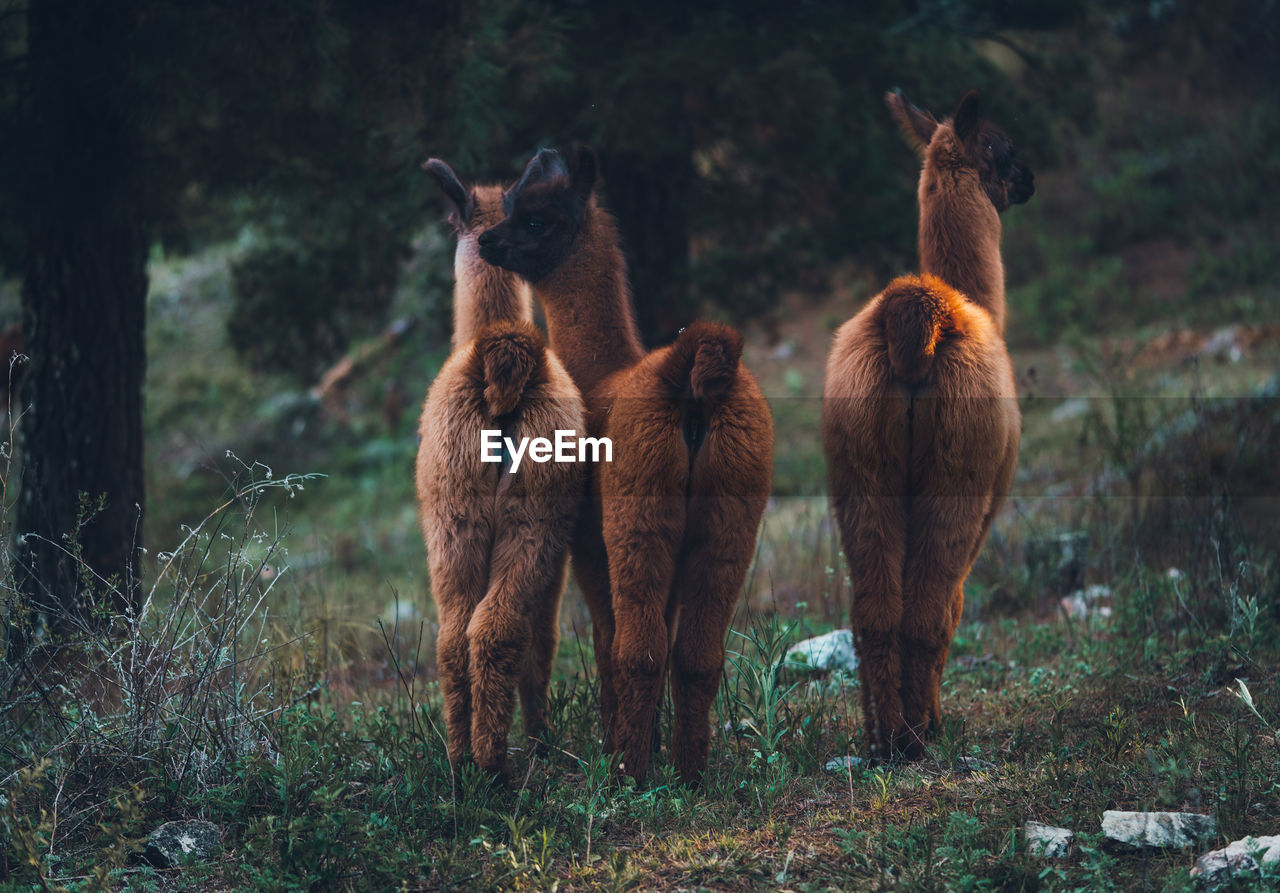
[477,761,513,788]
[526,730,551,758]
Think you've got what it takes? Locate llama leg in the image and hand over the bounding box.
[606,495,682,782]
[967,422,1020,569]
[898,508,983,757]
[601,411,687,783]
[668,549,745,788]
[425,516,492,769]
[611,586,674,784]
[824,384,911,763]
[837,492,908,762]
[920,581,966,731]
[851,564,906,762]
[519,561,568,753]
[668,406,771,787]
[466,569,535,778]
[572,533,618,750]
[436,614,473,768]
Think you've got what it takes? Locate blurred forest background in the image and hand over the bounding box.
[1,0,1278,646]
[3,2,1280,888]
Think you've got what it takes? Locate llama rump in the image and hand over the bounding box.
[416,159,586,779]
[477,147,773,786]
[822,90,1033,761]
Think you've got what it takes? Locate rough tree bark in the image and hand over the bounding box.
[11,0,147,649]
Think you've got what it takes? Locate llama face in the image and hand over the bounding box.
[479,148,596,283]
[950,90,1034,212]
[964,124,1035,212]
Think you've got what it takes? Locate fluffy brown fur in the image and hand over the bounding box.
[478,147,773,786]
[822,91,1033,761]
[416,160,585,778]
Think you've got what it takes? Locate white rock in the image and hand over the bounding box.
[1101,810,1216,849]
[1191,835,1280,889]
[824,755,868,772]
[783,629,858,677]
[1025,821,1074,858]
[144,820,222,868]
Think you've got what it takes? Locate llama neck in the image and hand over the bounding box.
[917,162,1007,335]
[535,207,644,395]
[452,237,532,348]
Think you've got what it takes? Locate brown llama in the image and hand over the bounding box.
[477,147,773,786]
[415,158,586,779]
[822,90,1034,761]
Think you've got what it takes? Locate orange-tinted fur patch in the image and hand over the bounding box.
[879,274,969,382]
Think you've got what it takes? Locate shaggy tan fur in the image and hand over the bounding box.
[416,162,585,778]
[478,148,773,786]
[822,91,1033,761]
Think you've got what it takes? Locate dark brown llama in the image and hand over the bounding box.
[822,90,1034,761]
[477,147,773,786]
[416,159,586,779]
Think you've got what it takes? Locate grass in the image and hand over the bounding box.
[8,571,1277,889]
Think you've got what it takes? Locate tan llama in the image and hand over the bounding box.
[416,159,586,779]
[822,90,1034,761]
[477,147,773,786]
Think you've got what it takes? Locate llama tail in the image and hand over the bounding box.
[474,321,546,416]
[879,274,966,383]
[658,321,745,403]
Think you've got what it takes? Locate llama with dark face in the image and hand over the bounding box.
[416,159,585,780]
[822,90,1033,761]
[478,147,773,786]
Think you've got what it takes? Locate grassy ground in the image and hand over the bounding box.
[2,231,1277,889]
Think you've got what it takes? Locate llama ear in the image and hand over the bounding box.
[506,148,568,211]
[570,145,598,203]
[953,90,982,144]
[886,89,938,156]
[422,158,474,224]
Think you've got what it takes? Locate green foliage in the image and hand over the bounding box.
[227,202,405,379]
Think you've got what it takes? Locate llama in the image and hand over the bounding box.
[822,90,1033,761]
[416,158,586,779]
[477,147,773,786]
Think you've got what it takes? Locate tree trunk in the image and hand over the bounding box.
[17,221,147,628]
[10,0,147,651]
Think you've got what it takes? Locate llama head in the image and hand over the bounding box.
[424,158,530,337]
[886,89,1034,212]
[478,146,597,283]
[423,157,513,280]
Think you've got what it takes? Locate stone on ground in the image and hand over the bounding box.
[143,820,222,868]
[1191,835,1280,890]
[782,629,858,677]
[1025,821,1074,859]
[1101,810,1216,849]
